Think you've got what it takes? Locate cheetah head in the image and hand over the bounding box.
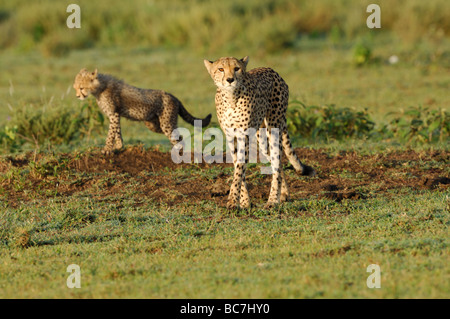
[73,68,100,100]
[204,56,249,92]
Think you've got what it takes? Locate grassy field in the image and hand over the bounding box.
[0,0,449,299]
[1,41,449,152]
[1,147,449,298]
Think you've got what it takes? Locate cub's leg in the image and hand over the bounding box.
[144,119,163,134]
[159,99,180,146]
[113,123,123,150]
[103,112,123,154]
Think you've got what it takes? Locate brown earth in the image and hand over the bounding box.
[1,146,449,208]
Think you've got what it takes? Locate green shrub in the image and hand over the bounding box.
[287,101,375,140]
[382,106,450,143]
[352,40,372,66]
[1,100,104,152]
[0,125,23,153]
[287,102,449,145]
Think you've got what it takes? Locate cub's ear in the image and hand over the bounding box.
[240,56,249,67]
[203,59,214,74]
[92,69,98,77]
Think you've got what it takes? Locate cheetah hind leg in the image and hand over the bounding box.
[264,137,283,210]
[264,170,282,210]
[158,108,182,147]
[280,168,290,203]
[144,120,163,134]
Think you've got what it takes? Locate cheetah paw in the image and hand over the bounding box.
[101,148,113,156]
[263,202,279,210]
[226,201,240,211]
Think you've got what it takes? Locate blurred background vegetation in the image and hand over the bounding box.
[0,0,449,153]
[0,0,448,56]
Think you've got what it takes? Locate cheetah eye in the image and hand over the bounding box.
[234,67,240,71]
[218,68,224,72]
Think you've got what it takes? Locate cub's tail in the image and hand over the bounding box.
[175,96,212,128]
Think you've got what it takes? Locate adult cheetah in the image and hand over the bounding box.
[204,56,315,209]
[73,68,211,154]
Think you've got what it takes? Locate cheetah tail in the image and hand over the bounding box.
[178,100,212,128]
[281,129,316,177]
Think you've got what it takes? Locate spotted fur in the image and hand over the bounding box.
[204,56,315,209]
[73,68,211,154]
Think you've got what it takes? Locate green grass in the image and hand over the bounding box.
[0,191,448,298]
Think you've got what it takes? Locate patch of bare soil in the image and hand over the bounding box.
[1,147,449,207]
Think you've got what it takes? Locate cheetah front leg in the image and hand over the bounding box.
[236,138,251,209]
[102,112,123,155]
[227,162,246,210]
[240,174,250,209]
[227,136,251,210]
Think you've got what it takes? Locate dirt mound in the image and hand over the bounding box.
[70,146,186,174]
[1,147,449,207]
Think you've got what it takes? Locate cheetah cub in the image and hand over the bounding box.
[204,56,315,210]
[73,68,211,154]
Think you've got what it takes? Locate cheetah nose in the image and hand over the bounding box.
[226,78,234,83]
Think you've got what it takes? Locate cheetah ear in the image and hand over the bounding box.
[240,56,249,67]
[203,59,213,74]
[92,68,98,78]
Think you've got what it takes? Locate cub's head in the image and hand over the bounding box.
[204,56,249,91]
[73,68,100,100]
